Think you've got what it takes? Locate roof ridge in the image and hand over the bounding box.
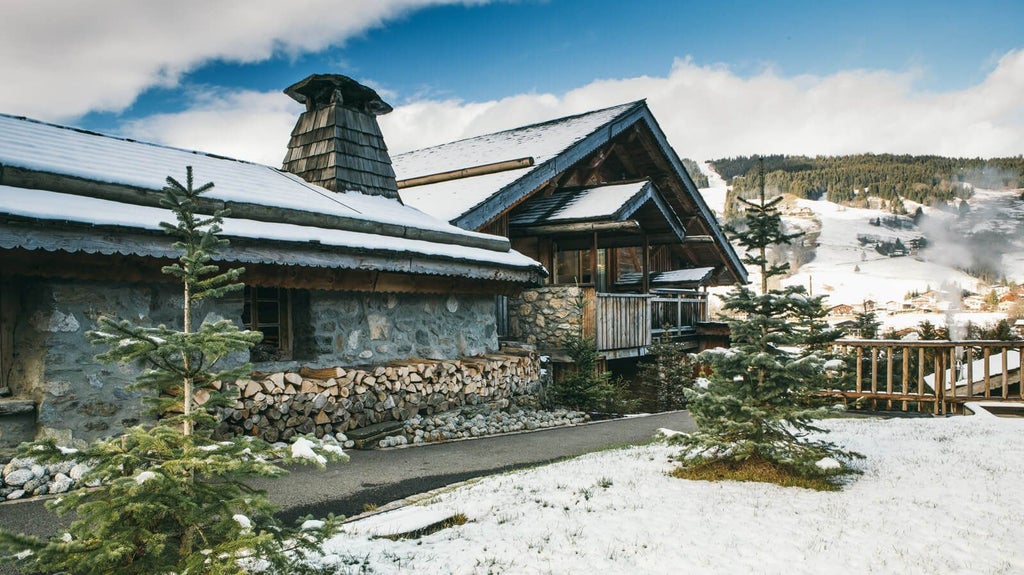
[392,100,645,159]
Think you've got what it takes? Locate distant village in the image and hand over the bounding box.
[826,283,1024,337]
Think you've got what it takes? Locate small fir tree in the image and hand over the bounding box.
[544,288,632,414]
[669,164,859,486]
[853,309,881,339]
[0,168,344,574]
[637,335,697,412]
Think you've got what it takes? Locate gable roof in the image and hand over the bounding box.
[394,102,639,228]
[508,179,685,242]
[616,267,716,288]
[510,180,650,224]
[392,102,746,285]
[0,114,546,288]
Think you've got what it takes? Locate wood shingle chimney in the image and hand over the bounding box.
[282,74,401,201]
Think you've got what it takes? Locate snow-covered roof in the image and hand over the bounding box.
[512,181,648,224]
[394,102,638,183]
[0,113,497,240]
[0,113,546,285]
[393,102,641,227]
[924,350,1021,392]
[616,267,716,287]
[0,186,540,281]
[391,101,748,286]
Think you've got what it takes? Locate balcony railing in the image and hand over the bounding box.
[588,288,709,357]
[830,340,1024,414]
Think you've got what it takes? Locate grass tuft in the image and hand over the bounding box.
[670,456,843,491]
[376,512,470,541]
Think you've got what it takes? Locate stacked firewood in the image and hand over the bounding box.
[216,352,540,443]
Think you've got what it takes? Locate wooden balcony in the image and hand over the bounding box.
[829,340,1024,414]
[584,288,709,359]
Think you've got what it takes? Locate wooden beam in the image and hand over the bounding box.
[396,157,535,189]
[513,220,642,236]
[0,249,526,296]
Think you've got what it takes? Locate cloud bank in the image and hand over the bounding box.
[2,1,1022,165]
[0,0,486,121]
[120,52,1024,167]
[378,53,1024,161]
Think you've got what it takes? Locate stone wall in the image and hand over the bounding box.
[9,280,198,445]
[306,291,498,366]
[4,277,506,447]
[507,285,584,350]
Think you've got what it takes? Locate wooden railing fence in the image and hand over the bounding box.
[831,340,1024,414]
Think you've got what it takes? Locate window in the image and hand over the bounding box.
[615,246,643,280]
[242,286,292,362]
[553,248,609,289]
[553,249,591,285]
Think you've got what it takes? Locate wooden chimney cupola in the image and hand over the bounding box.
[282,74,401,201]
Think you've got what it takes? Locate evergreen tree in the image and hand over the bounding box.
[0,168,344,574]
[854,309,881,339]
[544,288,632,414]
[670,163,859,485]
[917,319,948,340]
[637,335,696,412]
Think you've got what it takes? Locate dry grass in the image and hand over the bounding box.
[376,512,470,541]
[670,456,842,491]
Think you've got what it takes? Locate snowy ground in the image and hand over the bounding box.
[780,198,983,307]
[306,410,1024,574]
[699,166,1022,323]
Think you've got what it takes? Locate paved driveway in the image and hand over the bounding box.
[0,410,695,573]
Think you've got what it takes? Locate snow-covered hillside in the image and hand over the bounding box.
[780,199,981,306]
[698,165,1024,328]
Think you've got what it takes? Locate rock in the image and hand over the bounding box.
[4,468,34,487]
[69,463,91,481]
[50,473,74,494]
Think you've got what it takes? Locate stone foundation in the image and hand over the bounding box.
[507,285,584,349]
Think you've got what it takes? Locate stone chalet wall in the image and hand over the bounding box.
[2,277,513,448]
[215,347,540,443]
[507,285,584,350]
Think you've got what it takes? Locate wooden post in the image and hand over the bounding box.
[0,275,15,394]
[886,346,894,410]
[917,348,925,411]
[901,347,909,412]
[871,347,879,410]
[950,347,958,408]
[983,347,991,399]
[1001,347,1009,399]
[641,234,650,294]
[856,346,863,394]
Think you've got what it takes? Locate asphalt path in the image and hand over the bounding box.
[0,410,695,572]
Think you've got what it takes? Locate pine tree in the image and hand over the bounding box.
[637,335,696,412]
[854,309,881,339]
[544,288,632,414]
[0,168,345,574]
[669,161,859,486]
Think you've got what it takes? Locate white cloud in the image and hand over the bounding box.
[380,52,1024,161]
[119,90,303,167]
[0,0,490,121]
[77,51,1024,167]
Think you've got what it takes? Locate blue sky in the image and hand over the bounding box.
[3,0,1023,164]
